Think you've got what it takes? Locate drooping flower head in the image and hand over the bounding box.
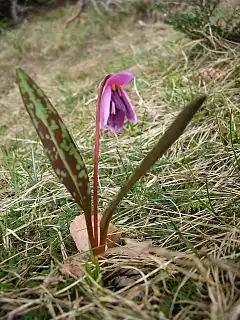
[99,71,137,132]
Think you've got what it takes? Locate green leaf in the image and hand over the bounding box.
[16,68,94,242]
[100,95,207,246]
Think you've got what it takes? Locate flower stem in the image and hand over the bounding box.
[93,75,111,250]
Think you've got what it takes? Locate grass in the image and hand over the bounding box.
[1,2,240,319]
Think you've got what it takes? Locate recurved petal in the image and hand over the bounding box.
[107,71,134,86]
[100,85,111,129]
[121,88,137,124]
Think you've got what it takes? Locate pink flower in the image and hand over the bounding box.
[99,71,137,132]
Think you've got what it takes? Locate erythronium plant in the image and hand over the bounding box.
[16,68,206,256]
[93,71,137,253]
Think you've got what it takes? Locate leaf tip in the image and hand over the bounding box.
[16,67,25,83]
[198,94,207,104]
[16,67,22,75]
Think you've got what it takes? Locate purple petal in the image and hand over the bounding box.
[111,89,127,113]
[100,85,111,129]
[121,88,137,124]
[106,71,134,86]
[107,109,125,132]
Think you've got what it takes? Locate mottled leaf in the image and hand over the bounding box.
[16,68,94,242]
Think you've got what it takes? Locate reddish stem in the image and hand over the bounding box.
[93,75,111,250]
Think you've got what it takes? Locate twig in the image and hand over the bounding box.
[64,0,88,28]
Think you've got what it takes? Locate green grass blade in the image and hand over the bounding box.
[16,68,94,243]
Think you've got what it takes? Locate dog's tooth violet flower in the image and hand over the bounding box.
[99,71,137,132]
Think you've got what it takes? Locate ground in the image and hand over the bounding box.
[0,3,240,320]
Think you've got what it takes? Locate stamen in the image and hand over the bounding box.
[117,87,122,96]
[111,89,126,113]
[111,101,116,115]
[111,84,122,96]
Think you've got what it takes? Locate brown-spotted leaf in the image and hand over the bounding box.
[16,68,93,241]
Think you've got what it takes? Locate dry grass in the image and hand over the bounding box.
[0,3,240,320]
